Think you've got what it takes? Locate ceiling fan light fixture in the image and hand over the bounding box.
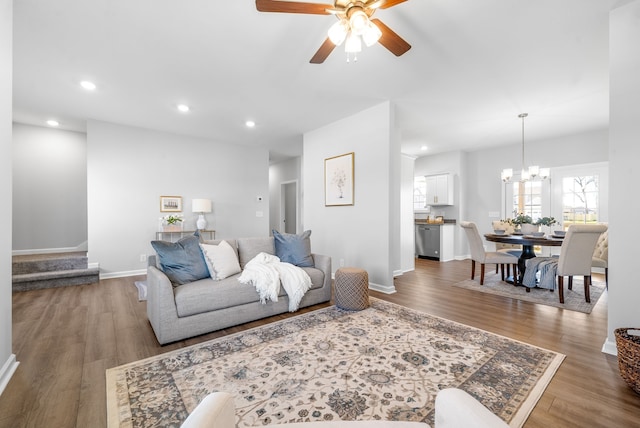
[328,19,349,46]
[362,20,382,47]
[349,9,369,35]
[345,31,362,53]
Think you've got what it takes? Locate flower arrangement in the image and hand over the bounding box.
[163,214,184,225]
[503,213,558,227]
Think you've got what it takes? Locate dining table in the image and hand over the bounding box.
[484,232,564,286]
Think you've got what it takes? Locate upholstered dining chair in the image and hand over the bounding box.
[491,220,522,276]
[554,224,608,304]
[460,221,519,285]
[591,229,608,288]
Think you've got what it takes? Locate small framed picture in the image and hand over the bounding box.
[160,196,182,212]
[325,152,354,206]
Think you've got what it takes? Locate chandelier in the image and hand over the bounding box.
[501,113,549,182]
[327,5,382,59]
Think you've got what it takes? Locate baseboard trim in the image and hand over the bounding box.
[0,354,19,397]
[100,269,146,280]
[602,337,618,356]
[368,282,397,294]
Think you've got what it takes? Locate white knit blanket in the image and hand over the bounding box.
[238,252,312,312]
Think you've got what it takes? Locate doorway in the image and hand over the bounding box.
[280,181,298,234]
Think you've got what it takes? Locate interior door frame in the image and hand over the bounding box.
[280,180,299,234]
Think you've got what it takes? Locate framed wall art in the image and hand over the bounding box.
[160,196,182,212]
[324,152,354,206]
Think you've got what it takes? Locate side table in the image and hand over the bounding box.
[155,230,216,242]
[334,267,370,311]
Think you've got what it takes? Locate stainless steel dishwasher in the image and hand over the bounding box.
[415,224,440,259]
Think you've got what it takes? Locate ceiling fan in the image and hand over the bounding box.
[255,0,412,64]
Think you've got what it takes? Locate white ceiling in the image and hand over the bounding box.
[12,0,610,162]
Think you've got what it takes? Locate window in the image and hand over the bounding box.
[502,162,608,227]
[414,176,426,211]
[562,175,599,226]
[510,180,543,220]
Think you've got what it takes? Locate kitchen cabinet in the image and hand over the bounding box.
[425,174,453,206]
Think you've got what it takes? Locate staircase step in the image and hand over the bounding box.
[12,267,100,292]
[12,256,88,275]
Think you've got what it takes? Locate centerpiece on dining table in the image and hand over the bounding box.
[503,213,558,236]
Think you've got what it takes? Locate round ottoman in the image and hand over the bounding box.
[335,267,370,311]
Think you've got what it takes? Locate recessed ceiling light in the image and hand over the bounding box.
[420,145,428,151]
[245,120,256,128]
[46,120,59,127]
[80,80,97,91]
[177,104,190,113]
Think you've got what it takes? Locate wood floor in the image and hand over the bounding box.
[1,258,639,427]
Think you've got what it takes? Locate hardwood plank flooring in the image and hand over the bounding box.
[1,258,639,427]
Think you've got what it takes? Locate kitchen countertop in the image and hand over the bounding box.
[415,219,456,225]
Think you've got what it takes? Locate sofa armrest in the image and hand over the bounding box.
[435,388,509,428]
[146,264,180,344]
[311,253,332,290]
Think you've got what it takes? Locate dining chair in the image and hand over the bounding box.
[591,229,608,288]
[491,220,522,276]
[555,224,608,304]
[460,221,519,285]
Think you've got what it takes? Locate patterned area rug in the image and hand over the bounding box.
[452,273,605,314]
[106,299,564,428]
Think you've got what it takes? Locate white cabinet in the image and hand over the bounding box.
[425,174,453,206]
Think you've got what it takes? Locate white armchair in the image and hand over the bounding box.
[181,389,509,428]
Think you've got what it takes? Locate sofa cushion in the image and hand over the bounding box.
[301,265,324,290]
[237,237,275,269]
[151,235,209,285]
[273,230,314,267]
[174,266,325,317]
[199,241,241,280]
[174,274,286,317]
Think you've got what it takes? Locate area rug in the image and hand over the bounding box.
[452,274,605,314]
[106,298,564,428]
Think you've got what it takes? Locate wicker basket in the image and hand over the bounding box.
[615,328,640,395]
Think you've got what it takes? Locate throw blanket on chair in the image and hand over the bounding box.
[523,257,558,290]
[238,252,312,312]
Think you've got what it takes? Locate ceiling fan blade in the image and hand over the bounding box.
[369,0,408,9]
[310,37,337,64]
[371,18,411,56]
[256,0,333,15]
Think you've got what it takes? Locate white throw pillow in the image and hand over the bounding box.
[199,241,241,280]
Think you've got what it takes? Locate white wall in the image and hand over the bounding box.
[12,124,87,253]
[0,0,18,396]
[269,157,301,233]
[303,102,399,293]
[605,0,640,354]
[87,120,270,277]
[400,155,416,273]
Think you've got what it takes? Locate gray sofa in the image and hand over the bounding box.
[146,236,332,345]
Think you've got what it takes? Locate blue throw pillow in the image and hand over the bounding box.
[273,229,314,267]
[151,235,210,285]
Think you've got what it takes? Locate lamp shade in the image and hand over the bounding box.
[192,199,212,213]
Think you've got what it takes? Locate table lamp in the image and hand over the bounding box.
[192,199,212,230]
